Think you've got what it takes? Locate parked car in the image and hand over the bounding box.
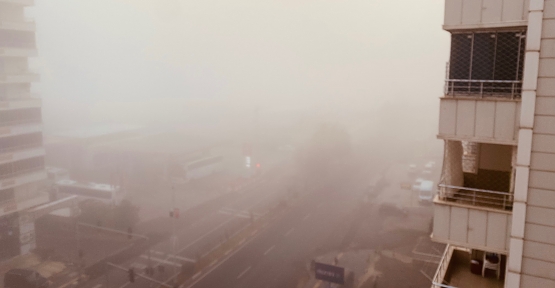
[417,180,435,203]
[4,268,50,288]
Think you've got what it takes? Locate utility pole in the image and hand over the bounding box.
[171,184,177,286]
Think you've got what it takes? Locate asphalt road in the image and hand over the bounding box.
[186,162,375,288]
[67,168,293,288]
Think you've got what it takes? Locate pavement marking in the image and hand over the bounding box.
[57,277,79,288]
[285,228,294,237]
[312,280,322,288]
[263,245,275,256]
[92,284,103,288]
[192,271,202,280]
[303,213,310,221]
[219,210,250,219]
[152,250,166,256]
[186,227,261,287]
[141,255,182,267]
[167,253,196,263]
[177,191,274,256]
[237,266,252,279]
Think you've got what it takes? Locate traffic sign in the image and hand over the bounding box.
[314,262,345,284]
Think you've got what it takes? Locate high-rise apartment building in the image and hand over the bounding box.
[431,0,555,287]
[0,0,49,260]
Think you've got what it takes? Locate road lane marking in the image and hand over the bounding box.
[167,254,196,263]
[303,213,310,221]
[141,255,182,267]
[237,266,252,279]
[177,190,275,255]
[285,228,294,236]
[263,245,275,256]
[218,210,250,219]
[186,230,261,287]
[312,280,322,288]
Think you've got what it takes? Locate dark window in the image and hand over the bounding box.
[0,133,42,152]
[0,30,35,49]
[448,30,526,97]
[0,108,41,126]
[0,156,44,179]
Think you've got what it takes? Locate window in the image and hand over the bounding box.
[447,30,526,97]
[0,156,44,179]
[0,108,41,126]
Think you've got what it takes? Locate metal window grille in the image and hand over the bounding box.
[446,30,526,98]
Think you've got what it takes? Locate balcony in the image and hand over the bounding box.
[0,169,46,190]
[432,141,513,252]
[0,19,35,32]
[438,97,520,145]
[0,97,41,110]
[443,0,528,30]
[0,47,37,57]
[0,72,39,83]
[445,79,521,99]
[0,0,34,6]
[0,191,49,218]
[432,245,504,288]
[432,197,511,253]
[0,146,45,165]
[0,122,42,138]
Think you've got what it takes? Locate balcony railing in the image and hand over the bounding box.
[432,245,457,288]
[438,183,513,211]
[444,79,522,99]
[0,118,41,127]
[0,166,44,181]
[0,143,41,154]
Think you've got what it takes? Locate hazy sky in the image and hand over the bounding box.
[28,0,449,132]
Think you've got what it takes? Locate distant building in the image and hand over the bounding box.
[45,126,225,188]
[431,0,555,287]
[0,0,48,260]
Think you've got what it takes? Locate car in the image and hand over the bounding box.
[408,164,417,174]
[418,180,435,203]
[4,268,50,288]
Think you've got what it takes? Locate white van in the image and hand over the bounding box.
[418,180,434,203]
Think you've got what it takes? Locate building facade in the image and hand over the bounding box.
[0,0,49,260]
[431,0,555,287]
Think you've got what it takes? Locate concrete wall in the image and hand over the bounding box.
[444,0,530,28]
[508,1,555,287]
[438,98,521,145]
[433,201,512,253]
[479,143,513,171]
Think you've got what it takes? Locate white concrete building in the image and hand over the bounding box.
[0,0,49,260]
[431,0,555,287]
